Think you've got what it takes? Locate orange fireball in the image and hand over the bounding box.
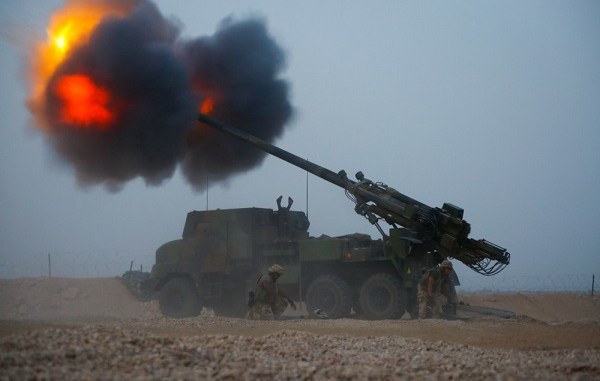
[34,6,107,96]
[29,1,134,131]
[55,74,114,128]
[200,97,214,114]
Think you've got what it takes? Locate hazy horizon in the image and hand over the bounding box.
[1,1,598,291]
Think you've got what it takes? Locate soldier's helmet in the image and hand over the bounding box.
[268,264,284,274]
[440,259,453,270]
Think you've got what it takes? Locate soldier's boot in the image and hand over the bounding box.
[418,301,430,319]
[430,302,442,318]
[272,295,289,319]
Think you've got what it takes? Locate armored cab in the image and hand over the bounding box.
[144,202,307,317]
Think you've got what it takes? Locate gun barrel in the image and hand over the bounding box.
[198,113,354,190]
[198,112,443,233]
[198,113,510,276]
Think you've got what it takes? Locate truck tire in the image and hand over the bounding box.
[305,275,352,319]
[159,278,201,318]
[358,273,406,320]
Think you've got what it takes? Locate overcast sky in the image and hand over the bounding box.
[1,1,598,289]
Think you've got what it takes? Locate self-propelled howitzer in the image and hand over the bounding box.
[197,113,510,276]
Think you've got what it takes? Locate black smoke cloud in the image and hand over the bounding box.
[180,17,292,190]
[37,0,292,191]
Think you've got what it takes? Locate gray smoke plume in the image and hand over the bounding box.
[35,0,292,191]
[180,17,293,191]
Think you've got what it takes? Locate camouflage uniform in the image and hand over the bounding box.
[246,266,291,320]
[246,293,289,320]
[417,260,456,318]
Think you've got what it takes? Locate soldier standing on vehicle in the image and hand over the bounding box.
[246,264,296,320]
[417,259,457,319]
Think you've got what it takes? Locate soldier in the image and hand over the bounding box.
[246,264,296,320]
[417,259,457,319]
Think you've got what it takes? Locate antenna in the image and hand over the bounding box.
[306,158,309,219]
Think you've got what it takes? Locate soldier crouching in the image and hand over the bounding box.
[417,259,457,319]
[246,264,296,320]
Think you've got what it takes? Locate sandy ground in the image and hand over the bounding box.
[1,277,599,380]
[0,277,598,349]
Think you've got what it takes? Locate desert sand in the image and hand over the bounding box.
[1,277,599,380]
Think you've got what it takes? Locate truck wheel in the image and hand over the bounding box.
[159,278,201,318]
[358,273,406,320]
[305,275,352,318]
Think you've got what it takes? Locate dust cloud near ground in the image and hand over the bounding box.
[1,277,599,380]
[0,277,155,321]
